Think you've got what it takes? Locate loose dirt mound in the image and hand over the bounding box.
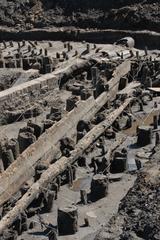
[0,0,160,32]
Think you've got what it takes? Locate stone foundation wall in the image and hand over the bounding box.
[0,73,59,112]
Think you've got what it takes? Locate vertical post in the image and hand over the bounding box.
[153,115,158,129]
[144,46,148,56]
[91,67,98,88]
[58,206,78,235]
[86,43,90,53]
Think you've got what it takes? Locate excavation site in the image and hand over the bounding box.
[0,1,159,240]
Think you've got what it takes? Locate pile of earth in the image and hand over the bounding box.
[0,0,160,32]
[95,146,160,240]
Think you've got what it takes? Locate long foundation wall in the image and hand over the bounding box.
[0,57,92,112]
[0,73,58,111]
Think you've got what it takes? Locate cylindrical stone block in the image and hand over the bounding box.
[110,157,127,173]
[44,64,53,74]
[67,43,71,52]
[28,45,31,52]
[16,58,23,68]
[91,67,98,87]
[80,190,87,205]
[7,138,20,160]
[155,132,160,145]
[19,126,34,135]
[22,40,25,46]
[20,183,30,196]
[86,43,90,53]
[39,48,43,55]
[47,230,58,240]
[48,112,62,122]
[135,159,142,170]
[44,190,55,213]
[0,60,5,68]
[84,218,90,227]
[9,41,14,47]
[77,156,86,167]
[3,230,18,240]
[3,41,7,48]
[137,126,152,146]
[0,159,4,173]
[66,167,73,187]
[93,44,97,49]
[77,131,85,142]
[91,174,108,201]
[48,42,53,47]
[43,120,54,131]
[153,115,158,129]
[21,212,28,232]
[144,46,148,56]
[136,51,139,60]
[1,148,14,170]
[29,221,36,230]
[13,216,22,235]
[56,52,60,59]
[27,121,44,139]
[57,206,78,235]
[81,89,91,100]
[72,165,76,181]
[34,164,48,181]
[66,97,78,112]
[18,132,36,153]
[44,49,48,56]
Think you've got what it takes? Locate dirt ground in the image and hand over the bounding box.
[1,88,159,240]
[95,159,160,240]
[17,172,136,240]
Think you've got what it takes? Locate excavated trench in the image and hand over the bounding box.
[0,28,160,49]
[0,6,159,237]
